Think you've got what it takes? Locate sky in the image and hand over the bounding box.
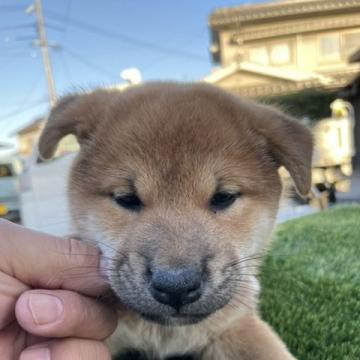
[0,0,265,145]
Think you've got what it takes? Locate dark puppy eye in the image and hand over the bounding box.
[111,193,143,212]
[210,192,239,211]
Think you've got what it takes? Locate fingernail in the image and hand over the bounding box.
[28,294,63,325]
[20,348,51,360]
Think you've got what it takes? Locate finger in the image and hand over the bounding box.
[16,289,118,340]
[0,270,29,328]
[0,322,26,360]
[19,338,111,360]
[0,219,107,296]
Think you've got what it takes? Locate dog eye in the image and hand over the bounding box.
[210,192,239,211]
[111,193,143,212]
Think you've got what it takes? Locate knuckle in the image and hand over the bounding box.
[59,237,98,269]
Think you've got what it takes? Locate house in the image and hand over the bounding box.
[13,118,43,157]
[14,117,79,158]
[206,0,360,97]
[13,76,137,158]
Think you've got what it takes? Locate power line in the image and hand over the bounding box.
[0,100,47,123]
[61,46,116,80]
[141,28,210,72]
[0,96,46,108]
[0,43,29,49]
[58,49,73,84]
[0,54,25,71]
[0,99,47,137]
[63,0,73,33]
[1,52,32,59]
[0,69,45,120]
[0,65,44,132]
[0,5,24,12]
[46,22,66,32]
[0,24,34,31]
[47,11,207,62]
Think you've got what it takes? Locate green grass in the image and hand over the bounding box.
[260,205,360,360]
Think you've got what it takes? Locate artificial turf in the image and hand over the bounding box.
[260,205,360,360]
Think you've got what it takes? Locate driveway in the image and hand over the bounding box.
[337,171,360,202]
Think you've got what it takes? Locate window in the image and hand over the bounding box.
[270,43,291,65]
[0,165,13,178]
[343,32,360,57]
[319,34,340,61]
[248,46,269,65]
[247,41,293,66]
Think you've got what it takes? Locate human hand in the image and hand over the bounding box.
[0,219,118,360]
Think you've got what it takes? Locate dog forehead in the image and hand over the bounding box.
[99,85,249,155]
[96,92,252,168]
[74,84,271,195]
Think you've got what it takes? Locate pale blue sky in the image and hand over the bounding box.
[0,0,263,144]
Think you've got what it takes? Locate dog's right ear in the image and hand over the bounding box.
[38,91,112,160]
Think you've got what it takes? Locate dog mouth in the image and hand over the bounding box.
[139,311,210,326]
[101,290,211,326]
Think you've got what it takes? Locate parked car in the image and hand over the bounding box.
[0,156,23,222]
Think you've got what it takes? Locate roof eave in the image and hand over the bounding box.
[209,0,360,28]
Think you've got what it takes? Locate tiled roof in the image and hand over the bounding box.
[231,71,358,97]
[12,117,44,135]
[210,0,360,27]
[205,66,359,97]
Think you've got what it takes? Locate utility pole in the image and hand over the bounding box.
[26,0,57,107]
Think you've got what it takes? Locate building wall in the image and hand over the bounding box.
[17,128,42,157]
[17,130,79,158]
[214,5,360,84]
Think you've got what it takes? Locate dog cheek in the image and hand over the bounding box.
[247,207,277,254]
[70,207,123,278]
[216,199,278,263]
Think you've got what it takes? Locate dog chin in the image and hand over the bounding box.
[139,312,210,326]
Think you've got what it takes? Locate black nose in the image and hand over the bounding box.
[150,267,203,309]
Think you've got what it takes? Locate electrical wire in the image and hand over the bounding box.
[0,51,36,73]
[0,69,46,129]
[0,100,47,122]
[0,5,24,12]
[47,11,207,62]
[63,0,73,33]
[0,100,47,138]
[58,49,73,84]
[0,24,35,31]
[61,46,116,81]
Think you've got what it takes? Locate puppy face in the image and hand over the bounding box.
[39,83,312,326]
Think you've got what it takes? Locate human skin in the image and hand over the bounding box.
[0,219,118,360]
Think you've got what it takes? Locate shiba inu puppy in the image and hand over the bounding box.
[39,82,312,360]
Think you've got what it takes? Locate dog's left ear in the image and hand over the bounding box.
[249,103,313,196]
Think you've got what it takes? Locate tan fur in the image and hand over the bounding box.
[38,82,312,360]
